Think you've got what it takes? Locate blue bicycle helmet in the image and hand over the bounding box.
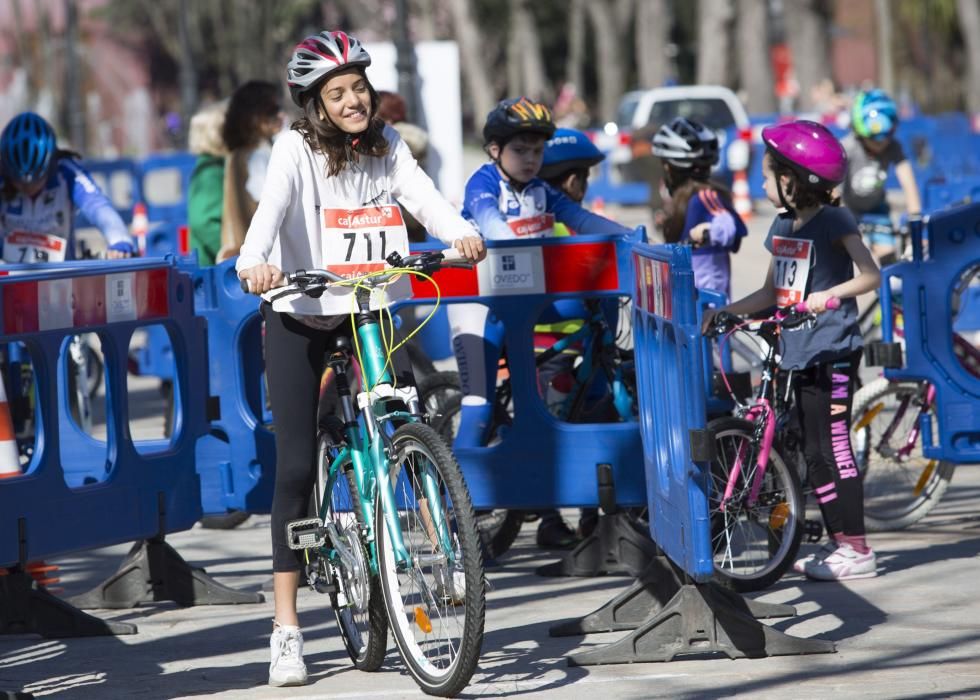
[1,112,57,186]
[852,89,898,141]
[538,128,605,180]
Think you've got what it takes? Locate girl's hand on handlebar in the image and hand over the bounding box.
[803,291,837,314]
[239,263,284,294]
[454,236,486,263]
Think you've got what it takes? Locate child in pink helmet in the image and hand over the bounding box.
[704,120,881,582]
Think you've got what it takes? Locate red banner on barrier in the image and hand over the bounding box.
[2,268,170,334]
[633,253,672,321]
[409,241,620,301]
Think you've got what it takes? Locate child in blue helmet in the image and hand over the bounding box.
[0,112,135,261]
[653,117,747,299]
[842,89,921,261]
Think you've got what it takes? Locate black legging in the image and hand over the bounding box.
[793,349,864,538]
[261,303,414,572]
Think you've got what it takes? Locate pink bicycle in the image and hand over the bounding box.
[705,299,841,592]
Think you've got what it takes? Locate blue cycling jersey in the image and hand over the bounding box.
[461,163,631,240]
[0,157,132,262]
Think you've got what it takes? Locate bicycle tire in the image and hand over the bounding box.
[376,422,485,696]
[418,378,524,560]
[852,377,955,531]
[315,419,388,671]
[708,416,804,592]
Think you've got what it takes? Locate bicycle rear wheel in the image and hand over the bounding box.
[852,378,955,531]
[376,423,485,697]
[314,420,388,671]
[708,417,804,592]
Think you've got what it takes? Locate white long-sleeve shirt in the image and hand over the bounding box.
[237,125,475,316]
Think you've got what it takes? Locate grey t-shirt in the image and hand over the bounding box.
[841,133,906,214]
[764,206,863,369]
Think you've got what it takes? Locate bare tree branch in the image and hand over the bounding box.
[587,0,626,122]
[445,0,495,128]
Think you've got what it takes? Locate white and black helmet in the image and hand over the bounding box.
[287,30,372,107]
[652,117,720,170]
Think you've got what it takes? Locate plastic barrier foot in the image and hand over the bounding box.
[566,579,834,665]
[0,569,136,638]
[550,556,795,637]
[3,691,34,700]
[536,511,659,577]
[66,537,264,609]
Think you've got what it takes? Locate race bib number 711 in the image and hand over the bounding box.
[321,205,409,278]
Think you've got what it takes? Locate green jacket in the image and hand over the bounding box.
[188,154,225,266]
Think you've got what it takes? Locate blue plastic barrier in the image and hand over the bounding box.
[630,242,713,580]
[396,230,647,508]
[191,259,275,515]
[78,158,142,226]
[880,204,980,462]
[0,259,209,566]
[140,153,196,227]
[923,176,980,213]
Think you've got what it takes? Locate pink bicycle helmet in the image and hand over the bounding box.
[287,30,372,107]
[762,120,847,188]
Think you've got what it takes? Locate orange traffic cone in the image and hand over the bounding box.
[732,170,752,223]
[0,375,21,480]
[131,201,149,256]
[592,196,606,216]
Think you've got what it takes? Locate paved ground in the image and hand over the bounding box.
[5,199,980,698]
[3,474,980,699]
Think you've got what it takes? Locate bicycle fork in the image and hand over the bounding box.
[721,400,775,511]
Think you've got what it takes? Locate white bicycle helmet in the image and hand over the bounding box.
[287,30,372,107]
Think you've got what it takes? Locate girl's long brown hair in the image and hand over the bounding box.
[292,68,389,177]
[662,179,735,243]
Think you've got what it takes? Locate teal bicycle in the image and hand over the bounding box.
[250,250,485,697]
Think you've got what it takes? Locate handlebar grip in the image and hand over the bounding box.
[240,277,252,294]
[826,296,841,310]
[793,296,840,313]
[441,247,463,262]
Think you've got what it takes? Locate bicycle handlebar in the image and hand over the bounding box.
[706,297,840,337]
[239,248,473,295]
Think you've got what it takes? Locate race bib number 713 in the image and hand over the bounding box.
[772,236,812,307]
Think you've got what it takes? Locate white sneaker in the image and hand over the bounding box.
[792,541,838,574]
[269,625,308,687]
[805,543,877,581]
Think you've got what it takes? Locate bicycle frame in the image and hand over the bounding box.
[533,299,634,422]
[318,290,454,576]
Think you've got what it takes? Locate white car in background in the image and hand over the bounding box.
[595,85,753,184]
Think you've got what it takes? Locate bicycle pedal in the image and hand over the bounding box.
[286,518,325,550]
[804,519,824,543]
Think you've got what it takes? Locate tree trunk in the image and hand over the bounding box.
[697,0,734,86]
[9,0,36,105]
[564,0,587,92]
[635,0,672,89]
[873,0,894,95]
[508,0,548,99]
[176,0,198,143]
[782,0,831,111]
[957,0,980,113]
[737,0,775,112]
[446,0,496,129]
[587,0,626,123]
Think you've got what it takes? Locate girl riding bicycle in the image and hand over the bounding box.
[653,116,746,298]
[235,30,484,687]
[704,120,881,582]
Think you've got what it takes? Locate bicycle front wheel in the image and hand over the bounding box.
[708,417,804,592]
[376,423,485,697]
[315,421,388,671]
[852,378,955,531]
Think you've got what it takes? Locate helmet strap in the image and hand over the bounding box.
[775,174,795,215]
